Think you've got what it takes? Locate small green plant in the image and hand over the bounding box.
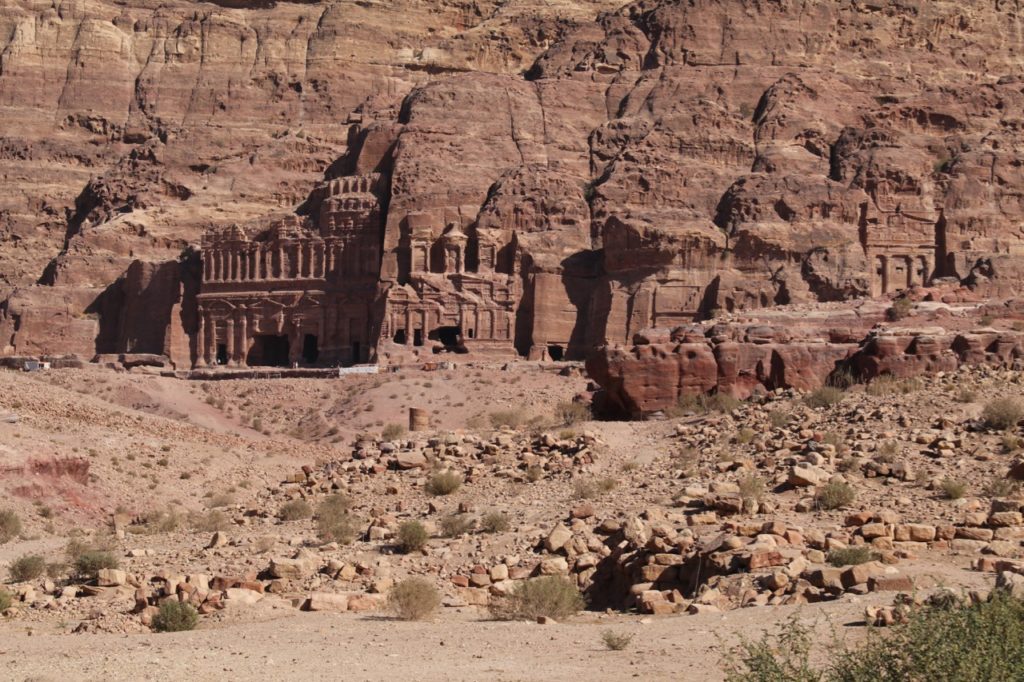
[0,589,11,612]
[381,423,407,441]
[768,410,791,429]
[388,577,440,620]
[425,471,462,496]
[940,478,968,500]
[704,393,741,415]
[738,475,766,508]
[396,520,429,553]
[480,511,510,533]
[279,499,313,521]
[804,386,844,409]
[1001,433,1023,453]
[317,494,357,544]
[9,554,46,582]
[955,387,978,403]
[526,465,544,482]
[0,510,22,544]
[489,409,526,429]
[572,477,617,500]
[736,427,757,445]
[188,509,231,532]
[983,477,1019,498]
[73,550,119,580]
[827,546,876,567]
[556,401,591,426]
[887,297,913,321]
[152,601,199,632]
[601,629,635,651]
[439,514,475,538]
[491,576,584,621]
[815,481,856,511]
[982,397,1024,430]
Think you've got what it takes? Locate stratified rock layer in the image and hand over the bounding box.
[3,0,1024,369]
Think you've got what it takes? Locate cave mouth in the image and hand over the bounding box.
[248,334,290,367]
[547,344,565,361]
[302,333,319,364]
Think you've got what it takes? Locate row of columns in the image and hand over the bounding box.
[390,306,511,345]
[872,252,932,297]
[204,240,380,283]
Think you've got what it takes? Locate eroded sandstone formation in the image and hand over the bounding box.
[4,0,1024,371]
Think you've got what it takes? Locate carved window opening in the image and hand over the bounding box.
[467,328,474,339]
[413,329,423,347]
[302,334,319,364]
[547,344,565,361]
[430,326,461,347]
[351,341,361,364]
[216,343,228,365]
[393,329,407,344]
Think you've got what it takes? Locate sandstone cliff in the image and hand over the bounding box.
[3,0,1024,368]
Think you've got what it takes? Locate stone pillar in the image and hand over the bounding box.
[237,313,248,366]
[225,317,236,367]
[195,312,207,367]
[207,314,217,365]
[295,242,304,279]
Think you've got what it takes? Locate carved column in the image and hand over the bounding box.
[237,312,248,366]
[225,317,236,367]
[207,314,217,365]
[194,311,206,367]
[277,246,286,279]
[295,242,304,278]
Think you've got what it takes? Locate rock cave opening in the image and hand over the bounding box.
[393,329,406,344]
[547,344,564,361]
[302,334,319,364]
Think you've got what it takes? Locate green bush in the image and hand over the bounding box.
[940,478,968,500]
[601,629,634,651]
[0,589,11,612]
[827,546,876,567]
[556,401,591,426]
[388,577,440,621]
[73,550,119,580]
[572,477,618,500]
[0,510,22,544]
[425,470,462,496]
[724,591,1024,682]
[439,514,475,538]
[279,499,313,521]
[768,410,791,429]
[887,297,913,321]
[9,554,46,582]
[480,511,510,534]
[804,386,844,409]
[738,475,766,507]
[982,397,1024,430]
[396,520,429,553]
[491,576,584,621]
[317,494,357,544]
[489,409,526,429]
[381,423,407,441]
[152,600,199,632]
[815,481,856,511]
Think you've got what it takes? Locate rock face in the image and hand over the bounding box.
[4,0,1024,367]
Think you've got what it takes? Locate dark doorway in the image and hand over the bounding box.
[351,341,361,364]
[302,334,319,364]
[467,328,474,339]
[547,344,565,361]
[216,343,228,365]
[248,335,290,367]
[432,326,461,346]
[413,329,423,347]
[393,329,406,344]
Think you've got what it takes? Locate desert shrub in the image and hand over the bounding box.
[188,509,231,532]
[804,386,844,409]
[955,388,978,403]
[1002,433,1023,452]
[396,520,429,553]
[736,427,757,445]
[46,562,67,580]
[875,440,899,462]
[439,514,475,538]
[0,589,11,612]
[601,629,635,651]
[940,478,968,500]
[492,576,584,621]
[572,477,617,500]
[827,546,876,567]
[317,494,357,544]
[866,376,922,397]
[9,554,46,582]
[279,499,313,521]
[0,510,22,544]
[381,423,406,441]
[556,401,591,426]
[768,409,791,429]
[480,511,510,533]
[738,475,766,507]
[134,509,181,534]
[489,409,526,429]
[73,550,119,580]
[983,477,1019,498]
[204,493,235,509]
[982,397,1024,430]
[152,601,199,632]
[254,536,277,553]
[704,393,741,415]
[526,465,544,482]
[388,577,440,621]
[726,591,1024,681]
[815,481,856,511]
[672,447,700,477]
[425,470,462,496]
[887,297,913,321]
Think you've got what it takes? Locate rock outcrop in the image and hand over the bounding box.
[4,0,1024,369]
